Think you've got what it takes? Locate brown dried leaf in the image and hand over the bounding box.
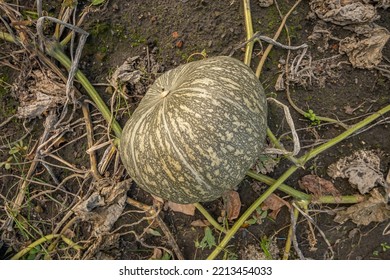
[190,219,210,227]
[111,56,142,85]
[167,201,195,216]
[223,190,241,221]
[274,73,285,91]
[261,193,290,220]
[334,189,390,225]
[339,24,390,69]
[74,180,130,236]
[327,150,386,194]
[309,0,378,26]
[299,174,341,198]
[14,69,67,119]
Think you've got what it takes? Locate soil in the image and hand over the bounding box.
[0,0,389,260]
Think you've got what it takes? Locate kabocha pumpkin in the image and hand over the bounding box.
[120,56,267,204]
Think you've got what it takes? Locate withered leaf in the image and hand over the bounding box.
[261,193,290,220]
[166,201,195,216]
[334,189,390,226]
[299,174,341,198]
[339,24,390,69]
[309,0,378,26]
[327,150,386,194]
[190,219,210,227]
[223,190,241,221]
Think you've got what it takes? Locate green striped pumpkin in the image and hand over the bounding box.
[120,56,267,204]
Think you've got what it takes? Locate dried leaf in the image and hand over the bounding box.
[167,201,195,216]
[309,0,378,26]
[261,193,290,220]
[190,219,210,227]
[111,56,142,84]
[73,180,130,236]
[14,69,67,119]
[258,0,273,8]
[223,190,241,221]
[299,174,341,197]
[339,24,390,69]
[327,150,386,194]
[344,105,355,115]
[334,189,390,225]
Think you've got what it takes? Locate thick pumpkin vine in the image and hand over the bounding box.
[1,0,389,260]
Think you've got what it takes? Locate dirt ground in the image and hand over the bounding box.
[0,0,389,260]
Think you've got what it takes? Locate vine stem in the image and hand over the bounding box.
[207,102,390,259]
[194,203,226,233]
[283,206,299,260]
[246,171,364,204]
[11,234,82,260]
[243,0,254,66]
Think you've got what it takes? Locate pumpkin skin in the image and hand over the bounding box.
[120,56,267,204]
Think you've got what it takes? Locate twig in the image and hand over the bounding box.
[290,205,305,259]
[98,144,116,174]
[47,216,80,257]
[11,234,60,260]
[0,115,15,128]
[283,204,306,260]
[293,201,334,259]
[82,102,102,180]
[126,198,184,260]
[240,32,307,52]
[41,161,60,185]
[155,215,184,260]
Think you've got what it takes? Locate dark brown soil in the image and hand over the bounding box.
[0,0,389,260]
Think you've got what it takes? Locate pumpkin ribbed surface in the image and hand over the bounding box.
[120,56,267,203]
